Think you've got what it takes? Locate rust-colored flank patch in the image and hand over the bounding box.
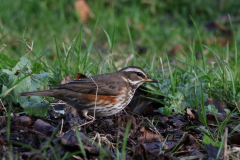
[82,94,119,105]
[81,87,127,107]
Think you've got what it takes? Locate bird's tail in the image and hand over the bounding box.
[19,90,55,97]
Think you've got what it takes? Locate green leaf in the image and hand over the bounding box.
[32,62,43,74]
[202,134,221,147]
[0,73,8,86]
[207,105,218,114]
[9,71,51,103]
[164,106,173,115]
[21,102,49,117]
[158,106,172,115]
[0,56,52,117]
[19,96,49,117]
[30,72,51,91]
[12,57,32,74]
[0,54,18,69]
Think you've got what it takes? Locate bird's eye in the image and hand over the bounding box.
[136,72,144,78]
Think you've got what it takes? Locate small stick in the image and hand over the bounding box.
[76,70,98,128]
[86,70,98,119]
[0,44,7,52]
[59,119,64,136]
[0,99,7,113]
[11,108,17,118]
[223,127,229,160]
[145,117,164,142]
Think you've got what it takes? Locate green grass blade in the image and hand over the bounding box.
[167,56,175,96]
[121,119,131,160]
[75,125,87,159]
[191,16,206,71]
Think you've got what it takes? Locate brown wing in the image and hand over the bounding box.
[49,73,127,96]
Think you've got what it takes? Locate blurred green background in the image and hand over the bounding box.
[1,0,240,71]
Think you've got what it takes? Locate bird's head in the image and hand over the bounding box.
[119,66,158,89]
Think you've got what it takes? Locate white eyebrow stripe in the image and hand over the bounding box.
[123,68,148,78]
[123,68,140,72]
[123,68,144,72]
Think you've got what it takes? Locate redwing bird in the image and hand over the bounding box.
[20,66,158,118]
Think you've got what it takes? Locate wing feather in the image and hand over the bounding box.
[48,74,126,96]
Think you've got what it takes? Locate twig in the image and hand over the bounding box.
[223,127,229,160]
[0,44,7,52]
[0,40,33,55]
[86,70,98,119]
[227,147,240,154]
[50,102,66,105]
[145,117,164,142]
[128,118,144,137]
[1,84,18,98]
[77,118,95,128]
[11,108,17,118]
[59,119,64,136]
[0,99,7,113]
[11,125,48,138]
[24,41,34,56]
[76,71,98,128]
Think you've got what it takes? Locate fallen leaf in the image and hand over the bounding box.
[186,108,196,119]
[138,126,164,142]
[61,74,72,84]
[131,143,172,160]
[207,113,225,124]
[33,119,55,135]
[74,0,93,23]
[169,44,182,56]
[204,98,227,114]
[228,133,240,145]
[205,144,222,159]
[15,116,32,127]
[74,72,87,80]
[115,114,137,131]
[204,14,233,36]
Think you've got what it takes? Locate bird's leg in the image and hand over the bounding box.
[78,110,95,128]
[82,110,95,120]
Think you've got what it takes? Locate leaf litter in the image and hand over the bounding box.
[0,58,240,159]
[1,75,240,159]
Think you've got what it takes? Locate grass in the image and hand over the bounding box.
[1,0,240,159]
[1,0,239,66]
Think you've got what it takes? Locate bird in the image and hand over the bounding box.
[20,66,158,118]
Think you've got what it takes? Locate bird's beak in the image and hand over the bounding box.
[145,77,158,83]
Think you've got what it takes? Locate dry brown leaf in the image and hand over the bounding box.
[61,74,72,84]
[186,108,195,119]
[207,113,225,124]
[33,119,55,135]
[74,0,93,23]
[138,126,164,142]
[204,98,227,114]
[204,14,233,36]
[115,113,136,129]
[74,72,87,80]
[169,44,181,56]
[206,37,232,47]
[15,116,32,127]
